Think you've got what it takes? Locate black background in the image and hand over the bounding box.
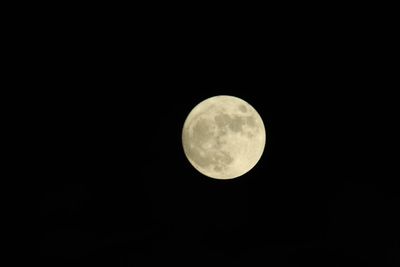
[38,12,399,267]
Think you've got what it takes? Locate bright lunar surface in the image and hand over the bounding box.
[182,95,266,179]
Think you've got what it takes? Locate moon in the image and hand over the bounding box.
[182,95,266,180]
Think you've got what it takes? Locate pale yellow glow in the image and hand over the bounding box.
[182,95,266,180]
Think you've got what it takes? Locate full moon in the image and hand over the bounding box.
[182,95,266,180]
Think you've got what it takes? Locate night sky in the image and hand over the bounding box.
[39,19,398,266]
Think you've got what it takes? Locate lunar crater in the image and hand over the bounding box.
[239,104,247,113]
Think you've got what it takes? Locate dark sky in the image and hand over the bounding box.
[39,18,398,266]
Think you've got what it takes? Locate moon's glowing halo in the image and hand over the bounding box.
[182,95,266,180]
